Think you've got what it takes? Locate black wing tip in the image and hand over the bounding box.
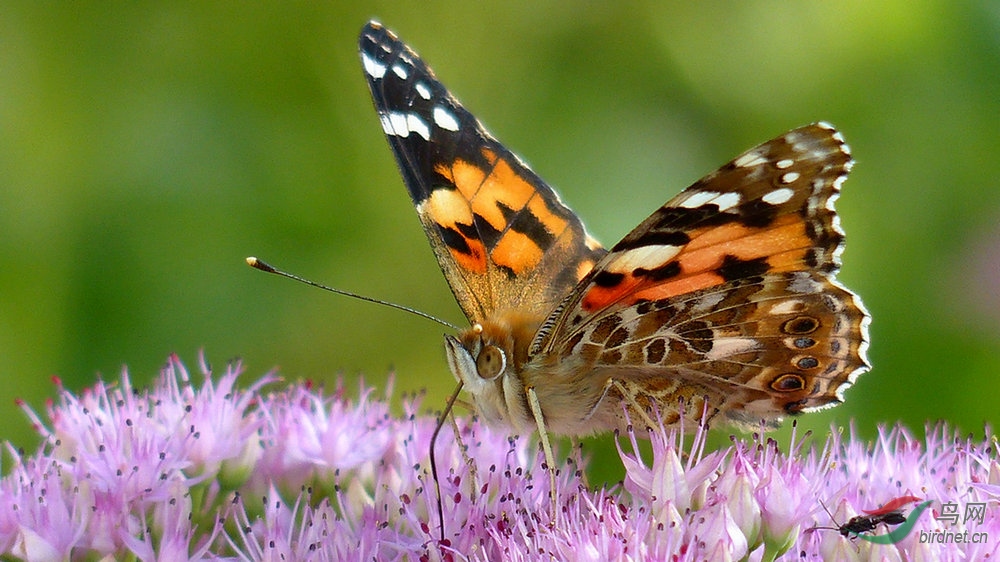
[359,20,405,54]
[359,20,389,53]
[358,21,425,83]
[360,20,386,39]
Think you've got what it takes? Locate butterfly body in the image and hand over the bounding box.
[359,21,870,440]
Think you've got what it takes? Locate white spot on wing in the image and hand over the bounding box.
[762,188,794,205]
[680,191,720,208]
[734,151,767,168]
[433,106,460,131]
[706,337,761,360]
[415,82,431,100]
[388,112,409,136]
[379,114,394,135]
[825,190,841,212]
[780,171,801,184]
[361,52,387,79]
[690,292,725,313]
[406,113,430,140]
[385,111,430,140]
[607,244,681,272]
[715,192,741,212]
[784,131,813,153]
[831,238,845,263]
[775,159,795,169]
[769,299,806,315]
[391,63,408,79]
[831,214,844,235]
[788,273,822,294]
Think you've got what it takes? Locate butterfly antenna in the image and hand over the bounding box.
[430,380,465,543]
[246,257,459,330]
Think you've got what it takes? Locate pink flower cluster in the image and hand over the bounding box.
[0,355,997,560]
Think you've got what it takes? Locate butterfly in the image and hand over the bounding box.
[359,19,869,474]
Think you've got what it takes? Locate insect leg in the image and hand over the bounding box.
[526,385,559,524]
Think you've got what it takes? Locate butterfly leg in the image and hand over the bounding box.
[582,378,614,423]
[525,385,559,524]
[449,411,478,504]
[611,379,660,432]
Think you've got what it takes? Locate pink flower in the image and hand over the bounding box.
[1,355,997,560]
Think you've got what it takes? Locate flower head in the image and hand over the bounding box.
[1,356,997,560]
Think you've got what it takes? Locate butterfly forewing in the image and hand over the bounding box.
[359,22,605,324]
[540,124,852,328]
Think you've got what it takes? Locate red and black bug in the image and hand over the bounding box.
[810,496,922,537]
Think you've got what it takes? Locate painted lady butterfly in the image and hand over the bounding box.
[359,21,870,453]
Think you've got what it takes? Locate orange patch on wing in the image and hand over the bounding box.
[451,238,488,274]
[489,192,572,274]
[422,189,488,274]
[576,259,597,283]
[579,216,815,312]
[685,216,806,256]
[672,216,808,274]
[492,230,542,274]
[581,271,725,311]
[435,148,572,276]
[580,275,643,312]
[631,272,725,301]
[435,150,496,201]
[526,191,568,237]
[436,149,539,233]
[765,248,812,272]
[474,167,535,229]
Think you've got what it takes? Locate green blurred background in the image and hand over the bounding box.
[3,3,999,480]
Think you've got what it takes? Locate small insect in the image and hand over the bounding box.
[810,496,922,538]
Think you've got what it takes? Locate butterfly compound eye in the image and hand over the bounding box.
[476,345,506,380]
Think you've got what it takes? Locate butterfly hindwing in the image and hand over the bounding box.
[359,22,605,324]
[532,124,869,423]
